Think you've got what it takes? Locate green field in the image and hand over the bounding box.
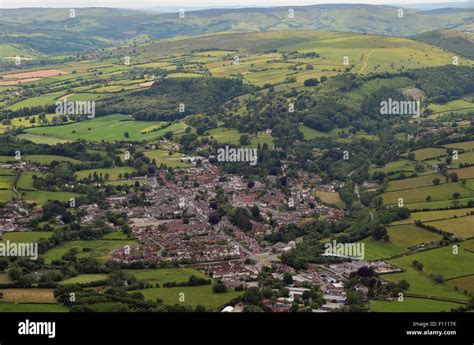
[124,268,209,286]
[22,191,79,206]
[385,174,445,192]
[446,275,474,293]
[143,150,190,168]
[59,274,109,285]
[17,133,71,145]
[205,128,273,148]
[0,302,68,312]
[43,239,139,264]
[390,242,474,280]
[315,191,345,208]
[427,215,474,239]
[75,167,136,180]
[370,297,463,312]
[357,236,405,260]
[24,155,81,164]
[392,208,474,225]
[409,147,447,161]
[17,172,44,190]
[0,231,52,243]
[387,224,442,249]
[135,285,242,310]
[26,114,187,142]
[445,140,474,151]
[369,159,419,175]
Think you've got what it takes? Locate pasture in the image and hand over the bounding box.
[370,297,462,312]
[387,224,441,249]
[391,208,474,225]
[315,191,345,208]
[59,274,109,285]
[0,231,53,243]
[22,191,79,206]
[427,215,474,239]
[124,268,209,286]
[0,303,68,312]
[75,167,136,180]
[143,150,190,168]
[357,236,405,261]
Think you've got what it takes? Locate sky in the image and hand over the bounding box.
[0,0,470,9]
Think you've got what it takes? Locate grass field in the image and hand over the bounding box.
[370,297,463,312]
[382,265,470,301]
[135,285,242,310]
[409,147,447,161]
[124,268,209,286]
[205,128,273,148]
[451,166,474,180]
[382,182,474,206]
[445,141,474,151]
[315,191,345,208]
[369,159,420,175]
[17,133,71,145]
[102,232,129,240]
[43,239,139,264]
[387,224,442,249]
[143,150,190,168]
[24,155,81,164]
[59,274,109,285]
[75,167,136,180]
[390,242,474,280]
[0,189,15,202]
[22,191,79,206]
[446,275,474,293]
[427,215,474,239]
[26,114,187,142]
[0,175,12,190]
[357,236,406,260]
[385,173,445,192]
[0,231,52,243]
[401,197,474,210]
[0,302,68,312]
[17,172,44,190]
[392,208,474,225]
[0,273,12,284]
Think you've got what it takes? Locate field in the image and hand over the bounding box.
[315,191,344,208]
[17,134,71,145]
[43,239,139,264]
[409,147,446,161]
[0,231,53,243]
[451,166,474,180]
[0,303,68,312]
[0,289,56,303]
[427,215,474,239]
[369,159,419,175]
[24,155,81,164]
[22,191,79,206]
[59,274,109,285]
[143,150,190,168]
[446,275,474,294]
[445,140,474,151]
[392,208,474,225]
[124,268,209,286]
[370,297,462,312]
[390,242,474,280]
[135,285,243,310]
[17,172,44,190]
[357,236,405,261]
[385,173,445,192]
[75,167,136,180]
[25,114,187,142]
[386,224,441,249]
[204,128,273,148]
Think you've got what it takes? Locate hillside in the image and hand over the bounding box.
[0,5,472,55]
[411,29,474,58]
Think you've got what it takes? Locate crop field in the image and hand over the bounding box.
[124,268,209,285]
[427,215,474,239]
[0,113,72,133]
[43,239,139,264]
[387,224,441,249]
[451,166,474,180]
[0,189,15,202]
[143,150,190,168]
[0,231,53,243]
[391,208,474,225]
[0,289,56,303]
[0,175,12,189]
[370,297,462,312]
[134,285,243,310]
[75,167,136,180]
[25,114,188,142]
[6,91,65,111]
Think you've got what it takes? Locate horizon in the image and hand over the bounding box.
[1,0,471,10]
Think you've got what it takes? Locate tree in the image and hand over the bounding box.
[303,78,319,87]
[242,287,263,305]
[372,225,389,241]
[229,207,252,231]
[449,173,458,182]
[124,132,130,138]
[239,134,251,146]
[432,178,440,185]
[213,282,228,293]
[283,273,293,285]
